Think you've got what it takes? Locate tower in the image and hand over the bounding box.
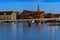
[37,5,40,12]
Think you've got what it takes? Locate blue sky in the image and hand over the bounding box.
[43,0,60,2]
[0,0,60,13]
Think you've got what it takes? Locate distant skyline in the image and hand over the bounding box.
[0,0,60,13]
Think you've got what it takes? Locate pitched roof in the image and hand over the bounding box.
[0,11,13,15]
[45,13,60,18]
[21,10,45,14]
[21,10,36,16]
[52,14,60,17]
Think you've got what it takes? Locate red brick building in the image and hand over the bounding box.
[52,14,60,18]
[45,13,56,18]
[19,5,45,19]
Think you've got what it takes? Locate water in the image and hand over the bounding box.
[0,23,60,40]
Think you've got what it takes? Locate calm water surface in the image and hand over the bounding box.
[0,23,60,40]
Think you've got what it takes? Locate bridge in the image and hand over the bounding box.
[17,18,60,21]
[0,18,60,22]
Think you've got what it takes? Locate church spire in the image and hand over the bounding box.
[37,5,40,12]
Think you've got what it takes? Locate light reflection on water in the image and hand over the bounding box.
[0,23,60,40]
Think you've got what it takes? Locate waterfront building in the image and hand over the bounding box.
[0,11,12,20]
[45,13,60,18]
[17,12,20,19]
[19,5,45,19]
[52,14,60,18]
[19,10,34,19]
[0,11,17,21]
[32,5,45,18]
[11,12,17,21]
[45,13,56,18]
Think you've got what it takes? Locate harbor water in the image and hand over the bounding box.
[0,23,60,40]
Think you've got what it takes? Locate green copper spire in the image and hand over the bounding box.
[37,5,40,12]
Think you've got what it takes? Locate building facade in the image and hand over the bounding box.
[11,12,17,21]
[0,11,17,21]
[19,5,45,19]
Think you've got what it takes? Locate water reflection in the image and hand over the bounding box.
[11,23,17,40]
[11,23,60,40]
[23,23,48,40]
[47,25,60,40]
[23,23,32,40]
[16,23,23,40]
[0,23,60,40]
[11,23,16,32]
